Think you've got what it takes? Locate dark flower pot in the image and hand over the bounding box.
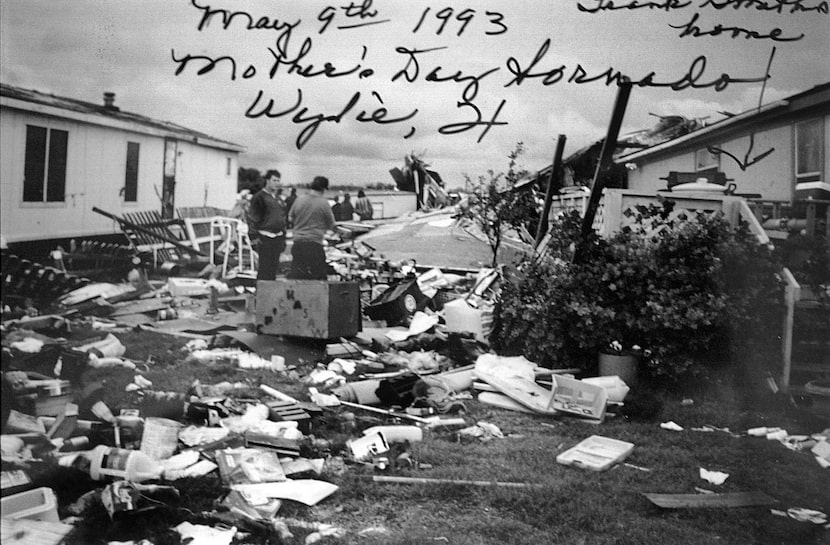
[598,352,639,387]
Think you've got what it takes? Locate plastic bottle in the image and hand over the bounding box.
[82,445,163,482]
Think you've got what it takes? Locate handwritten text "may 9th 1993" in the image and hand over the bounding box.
[170,0,827,149]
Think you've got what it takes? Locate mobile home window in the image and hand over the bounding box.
[226,157,232,176]
[795,119,824,183]
[23,125,68,202]
[695,147,719,173]
[124,142,140,202]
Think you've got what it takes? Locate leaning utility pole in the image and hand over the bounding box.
[573,82,632,264]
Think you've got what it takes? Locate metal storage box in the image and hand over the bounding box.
[256,280,361,339]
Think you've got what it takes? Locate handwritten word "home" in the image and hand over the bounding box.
[671,12,804,40]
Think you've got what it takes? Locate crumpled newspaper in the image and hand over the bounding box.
[458,421,504,441]
[699,467,729,485]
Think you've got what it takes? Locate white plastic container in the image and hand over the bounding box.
[88,445,163,482]
[347,431,389,461]
[556,435,634,472]
[0,487,59,522]
[582,375,631,403]
[361,425,423,443]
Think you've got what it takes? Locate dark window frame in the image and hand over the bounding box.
[23,124,68,203]
[795,118,824,185]
[124,141,140,202]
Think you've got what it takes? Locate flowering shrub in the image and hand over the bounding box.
[492,203,784,383]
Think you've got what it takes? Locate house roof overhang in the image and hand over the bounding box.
[0,84,244,153]
[615,82,830,165]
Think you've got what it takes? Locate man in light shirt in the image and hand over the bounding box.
[288,176,336,280]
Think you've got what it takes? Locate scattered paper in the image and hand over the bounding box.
[786,507,828,524]
[308,387,341,407]
[700,467,729,485]
[174,522,237,545]
[660,421,684,432]
[178,426,230,447]
[231,479,339,506]
[766,429,787,441]
[385,312,439,342]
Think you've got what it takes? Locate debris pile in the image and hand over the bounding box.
[2,224,828,543]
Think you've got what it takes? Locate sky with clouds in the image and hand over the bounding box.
[1,0,827,189]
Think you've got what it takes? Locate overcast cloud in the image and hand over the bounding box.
[1,0,827,188]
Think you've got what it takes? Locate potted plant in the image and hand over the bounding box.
[598,341,648,386]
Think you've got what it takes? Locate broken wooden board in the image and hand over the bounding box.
[217,330,325,365]
[109,298,173,317]
[644,491,777,509]
[146,317,238,335]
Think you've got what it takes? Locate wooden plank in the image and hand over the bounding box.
[372,475,543,488]
[644,491,777,509]
[92,207,205,257]
[781,267,801,393]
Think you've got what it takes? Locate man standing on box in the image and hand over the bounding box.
[248,169,287,280]
[288,176,336,280]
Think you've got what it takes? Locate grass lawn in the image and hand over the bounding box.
[12,328,830,545]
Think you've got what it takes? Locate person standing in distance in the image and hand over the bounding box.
[341,193,355,222]
[331,195,342,222]
[285,187,298,227]
[288,176,336,280]
[248,169,287,280]
[355,190,373,221]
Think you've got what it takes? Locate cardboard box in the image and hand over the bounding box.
[256,280,361,339]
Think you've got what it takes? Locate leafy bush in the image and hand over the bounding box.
[492,203,784,384]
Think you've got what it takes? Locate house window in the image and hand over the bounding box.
[124,142,140,202]
[795,119,824,183]
[226,157,232,176]
[23,125,68,202]
[695,147,719,173]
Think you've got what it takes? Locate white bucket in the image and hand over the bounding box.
[140,417,182,460]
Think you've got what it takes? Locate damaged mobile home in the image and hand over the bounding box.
[0,83,243,251]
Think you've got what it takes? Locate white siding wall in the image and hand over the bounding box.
[626,117,828,202]
[0,108,238,243]
[175,141,237,211]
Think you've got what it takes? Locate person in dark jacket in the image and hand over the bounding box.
[248,169,287,280]
[340,193,355,221]
[285,187,298,226]
[331,195,342,221]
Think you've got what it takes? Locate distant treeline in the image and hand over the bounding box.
[238,167,396,193]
